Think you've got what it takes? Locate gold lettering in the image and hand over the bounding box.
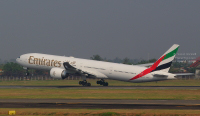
[44,59,47,65]
[28,56,34,64]
[58,61,61,67]
[34,58,38,64]
[46,60,50,66]
[41,57,45,65]
[51,60,54,66]
[28,56,62,67]
[39,58,41,65]
[54,60,57,67]
[40,58,43,65]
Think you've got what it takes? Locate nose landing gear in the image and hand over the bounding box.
[26,70,29,76]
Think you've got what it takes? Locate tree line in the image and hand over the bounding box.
[0,62,48,77]
[90,54,157,64]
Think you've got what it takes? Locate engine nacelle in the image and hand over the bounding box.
[50,68,69,79]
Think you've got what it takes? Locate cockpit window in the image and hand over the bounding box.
[18,56,20,58]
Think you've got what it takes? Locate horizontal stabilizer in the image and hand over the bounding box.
[153,74,168,77]
[174,73,195,76]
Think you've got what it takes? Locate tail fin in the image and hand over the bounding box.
[153,44,179,72]
[130,44,179,80]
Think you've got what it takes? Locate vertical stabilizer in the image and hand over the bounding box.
[130,44,179,80]
[153,44,179,72]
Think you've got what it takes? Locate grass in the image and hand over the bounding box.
[0,79,200,100]
[0,79,200,86]
[1,108,200,116]
[0,88,200,100]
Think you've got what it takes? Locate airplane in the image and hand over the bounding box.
[16,44,179,86]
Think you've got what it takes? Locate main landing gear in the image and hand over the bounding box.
[97,79,108,86]
[79,80,91,86]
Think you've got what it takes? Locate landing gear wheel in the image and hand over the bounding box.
[79,81,91,86]
[79,81,83,85]
[26,72,30,76]
[103,82,108,86]
[100,82,103,85]
[96,79,108,86]
[87,83,91,86]
[96,81,100,84]
[25,69,29,76]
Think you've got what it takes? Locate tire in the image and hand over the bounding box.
[26,72,29,76]
[79,81,83,85]
[99,81,103,85]
[103,82,108,86]
[87,83,91,86]
[97,81,100,84]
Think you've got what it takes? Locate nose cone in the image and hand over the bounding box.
[16,58,19,63]
[16,56,21,64]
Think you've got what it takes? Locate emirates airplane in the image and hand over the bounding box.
[16,44,179,86]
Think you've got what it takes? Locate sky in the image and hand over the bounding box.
[0,0,199,61]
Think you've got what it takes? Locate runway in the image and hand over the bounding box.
[0,86,199,109]
[0,99,200,109]
[1,85,200,89]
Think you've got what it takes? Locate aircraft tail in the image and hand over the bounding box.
[152,44,179,72]
[130,44,179,80]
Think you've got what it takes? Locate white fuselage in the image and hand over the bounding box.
[16,53,176,83]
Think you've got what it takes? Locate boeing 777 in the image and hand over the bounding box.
[16,44,179,86]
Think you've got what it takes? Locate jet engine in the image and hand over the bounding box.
[50,68,69,79]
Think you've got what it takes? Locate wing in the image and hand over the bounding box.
[136,63,154,67]
[174,73,195,76]
[63,62,108,79]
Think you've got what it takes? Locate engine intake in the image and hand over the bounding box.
[50,68,69,79]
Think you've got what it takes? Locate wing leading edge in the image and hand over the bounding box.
[63,62,108,79]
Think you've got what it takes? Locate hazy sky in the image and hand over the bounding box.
[0,0,199,61]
